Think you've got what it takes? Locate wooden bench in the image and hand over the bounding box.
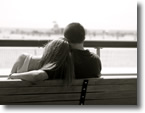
[0,76,137,105]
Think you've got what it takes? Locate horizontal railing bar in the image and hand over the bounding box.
[0,74,137,78]
[0,39,137,48]
[84,40,137,48]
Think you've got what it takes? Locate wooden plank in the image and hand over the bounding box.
[1,97,137,105]
[0,90,136,103]
[0,93,80,103]
[85,98,137,105]
[29,78,137,86]
[85,91,137,100]
[1,100,80,105]
[0,86,82,95]
[0,79,33,87]
[0,84,136,95]
[1,98,137,105]
[0,91,136,105]
[0,78,137,88]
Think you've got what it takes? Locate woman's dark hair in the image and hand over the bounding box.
[39,38,75,85]
[64,23,85,43]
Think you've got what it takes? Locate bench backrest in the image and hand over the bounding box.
[0,78,137,105]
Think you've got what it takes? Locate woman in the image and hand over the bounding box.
[9,38,75,85]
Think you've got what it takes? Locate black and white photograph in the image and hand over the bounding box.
[0,0,138,109]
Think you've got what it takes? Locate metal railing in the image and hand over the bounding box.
[0,39,137,57]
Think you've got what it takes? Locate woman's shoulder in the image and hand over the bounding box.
[15,53,31,73]
[17,53,31,68]
[18,53,30,61]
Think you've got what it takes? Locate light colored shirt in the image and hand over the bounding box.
[17,54,32,73]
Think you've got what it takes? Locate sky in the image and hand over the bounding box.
[0,0,137,30]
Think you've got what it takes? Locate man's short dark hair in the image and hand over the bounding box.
[64,23,85,43]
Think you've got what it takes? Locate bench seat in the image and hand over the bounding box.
[0,76,137,105]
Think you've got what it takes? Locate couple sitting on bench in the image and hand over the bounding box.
[8,23,102,85]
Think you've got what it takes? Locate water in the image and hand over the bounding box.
[0,47,137,75]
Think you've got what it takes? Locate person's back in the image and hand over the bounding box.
[71,49,101,78]
[64,23,102,78]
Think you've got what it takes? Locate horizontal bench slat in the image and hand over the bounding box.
[86,91,136,100]
[0,84,136,95]
[0,91,136,103]
[1,100,80,105]
[0,93,80,103]
[2,98,136,105]
[0,78,137,87]
[85,98,137,105]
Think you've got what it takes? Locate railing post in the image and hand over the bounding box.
[96,47,100,57]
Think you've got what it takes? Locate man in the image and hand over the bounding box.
[64,22,102,78]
